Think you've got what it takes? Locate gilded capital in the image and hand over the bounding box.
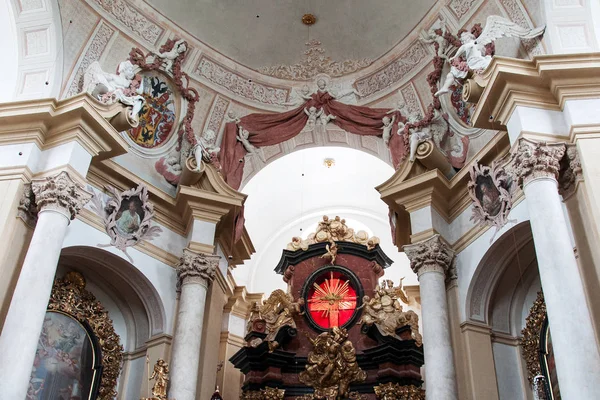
[508,139,566,187]
[403,234,454,277]
[176,248,220,288]
[31,171,92,220]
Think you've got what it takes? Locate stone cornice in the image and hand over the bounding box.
[466,53,600,130]
[0,94,130,160]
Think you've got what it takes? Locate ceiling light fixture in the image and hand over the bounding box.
[323,158,335,168]
[302,14,316,26]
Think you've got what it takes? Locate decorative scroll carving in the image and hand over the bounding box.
[195,56,289,105]
[374,383,425,400]
[299,327,366,399]
[93,0,164,45]
[558,144,582,198]
[206,96,230,134]
[89,184,162,262]
[18,183,38,228]
[259,39,373,80]
[355,41,429,98]
[468,160,516,239]
[246,289,304,351]
[286,216,380,251]
[48,272,123,400]
[521,291,546,384]
[31,171,92,220]
[508,139,566,186]
[403,234,455,277]
[360,280,422,346]
[176,249,220,288]
[241,387,285,400]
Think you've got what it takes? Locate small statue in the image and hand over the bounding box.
[83,60,145,125]
[304,106,322,129]
[283,85,312,107]
[421,25,452,59]
[314,78,360,102]
[236,127,265,162]
[435,16,545,97]
[225,110,241,124]
[191,129,220,171]
[148,359,169,400]
[318,109,336,127]
[381,115,396,147]
[153,39,187,73]
[321,241,338,265]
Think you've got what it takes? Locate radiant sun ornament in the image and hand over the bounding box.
[307,270,358,329]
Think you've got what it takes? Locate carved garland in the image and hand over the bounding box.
[48,272,124,399]
[89,184,163,262]
[521,291,546,384]
[129,38,200,148]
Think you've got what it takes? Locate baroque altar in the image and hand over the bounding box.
[231,217,425,399]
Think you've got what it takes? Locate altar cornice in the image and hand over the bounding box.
[0,94,131,160]
[468,53,600,130]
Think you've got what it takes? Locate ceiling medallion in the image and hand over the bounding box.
[323,158,335,168]
[302,14,316,25]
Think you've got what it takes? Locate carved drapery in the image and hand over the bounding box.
[31,171,93,220]
[403,234,455,277]
[520,291,546,385]
[176,249,220,288]
[508,139,566,187]
[48,271,124,399]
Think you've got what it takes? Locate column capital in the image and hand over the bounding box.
[509,139,566,187]
[176,248,220,288]
[31,171,92,220]
[403,234,455,278]
[558,144,583,199]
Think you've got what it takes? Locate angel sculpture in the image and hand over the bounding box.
[317,110,336,134]
[314,78,361,102]
[236,127,266,162]
[225,110,241,124]
[83,60,145,124]
[191,129,220,171]
[381,115,396,147]
[421,26,453,59]
[321,241,338,265]
[153,39,187,73]
[304,106,322,129]
[283,85,312,107]
[398,110,428,162]
[435,15,545,97]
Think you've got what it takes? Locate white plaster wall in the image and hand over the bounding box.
[123,356,145,400]
[493,342,527,400]
[0,0,18,103]
[62,219,178,334]
[0,142,92,177]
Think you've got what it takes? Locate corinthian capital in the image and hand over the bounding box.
[403,235,455,277]
[31,171,92,220]
[177,249,220,288]
[509,139,566,187]
[558,144,582,199]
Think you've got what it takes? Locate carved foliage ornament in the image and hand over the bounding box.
[32,171,93,220]
[508,139,566,186]
[89,184,162,262]
[176,249,220,288]
[241,387,285,400]
[374,383,425,400]
[403,234,455,277]
[521,291,546,385]
[558,144,582,198]
[48,272,123,399]
[468,160,516,240]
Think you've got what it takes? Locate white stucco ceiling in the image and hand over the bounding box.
[233,146,416,295]
[144,0,437,70]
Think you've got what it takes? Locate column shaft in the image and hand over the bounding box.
[419,268,458,400]
[524,178,600,398]
[169,279,208,400]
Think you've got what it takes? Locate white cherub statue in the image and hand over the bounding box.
[421,25,453,59]
[191,129,220,171]
[225,110,241,124]
[314,78,360,102]
[83,60,145,124]
[236,127,266,162]
[155,39,187,73]
[397,111,431,162]
[435,15,545,97]
[318,110,336,127]
[381,115,396,147]
[304,106,322,129]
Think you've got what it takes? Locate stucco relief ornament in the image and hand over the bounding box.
[89,184,162,262]
[434,16,546,97]
[18,183,38,228]
[286,216,380,251]
[83,60,145,126]
[403,234,455,277]
[558,144,582,198]
[508,139,566,186]
[31,171,93,219]
[468,160,516,240]
[176,249,220,289]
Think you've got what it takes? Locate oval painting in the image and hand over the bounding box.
[127,71,178,148]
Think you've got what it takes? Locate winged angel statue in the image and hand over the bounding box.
[435,16,545,96]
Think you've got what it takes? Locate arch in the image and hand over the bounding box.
[466,221,536,326]
[58,246,166,351]
[6,0,63,101]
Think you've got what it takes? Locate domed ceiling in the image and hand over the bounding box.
[144,0,437,70]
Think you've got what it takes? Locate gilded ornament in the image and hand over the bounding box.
[241,387,285,400]
[302,14,316,25]
[299,327,366,399]
[521,291,546,385]
[246,290,304,351]
[142,359,171,400]
[360,279,422,346]
[286,216,380,251]
[374,383,425,400]
[48,272,123,400]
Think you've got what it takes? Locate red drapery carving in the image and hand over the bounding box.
[218,92,408,190]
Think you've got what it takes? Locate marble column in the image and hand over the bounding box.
[169,249,220,400]
[510,139,600,399]
[0,171,91,399]
[404,235,458,400]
